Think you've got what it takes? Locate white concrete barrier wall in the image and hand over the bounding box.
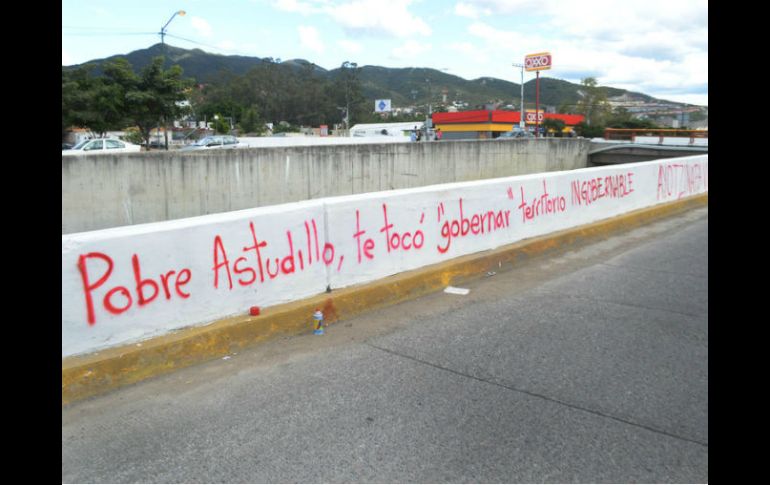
[62,155,708,357]
[62,138,592,234]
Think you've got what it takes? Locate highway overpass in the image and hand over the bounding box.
[588,142,708,166]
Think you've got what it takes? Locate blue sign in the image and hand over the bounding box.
[374,99,391,113]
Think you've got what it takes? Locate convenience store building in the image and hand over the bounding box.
[432,110,585,140]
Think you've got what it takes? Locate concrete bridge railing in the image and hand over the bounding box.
[62,138,591,234]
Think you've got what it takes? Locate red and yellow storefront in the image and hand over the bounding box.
[432,110,585,139]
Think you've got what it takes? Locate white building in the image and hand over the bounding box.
[349,122,423,138]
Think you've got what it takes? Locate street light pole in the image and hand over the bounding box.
[160,10,186,46]
[159,10,185,150]
[425,78,433,139]
[512,62,525,131]
[214,114,234,134]
[341,61,357,131]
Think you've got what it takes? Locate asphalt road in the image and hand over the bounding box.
[62,206,708,483]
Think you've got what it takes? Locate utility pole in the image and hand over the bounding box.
[341,61,357,130]
[512,63,525,131]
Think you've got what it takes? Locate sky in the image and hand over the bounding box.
[62,0,708,106]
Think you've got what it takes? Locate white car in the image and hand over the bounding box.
[62,138,142,156]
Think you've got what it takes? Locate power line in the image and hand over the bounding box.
[63,25,139,30]
[62,32,157,37]
[164,34,266,58]
[164,33,235,53]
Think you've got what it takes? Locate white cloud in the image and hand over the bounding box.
[453,1,707,105]
[326,0,431,38]
[298,25,325,54]
[454,2,486,19]
[391,40,432,60]
[449,42,476,55]
[453,0,538,17]
[217,40,237,51]
[337,39,363,54]
[273,0,321,14]
[455,0,706,46]
[62,49,72,66]
[467,21,535,49]
[190,17,213,38]
[268,0,430,38]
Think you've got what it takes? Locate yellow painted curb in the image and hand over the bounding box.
[62,194,707,406]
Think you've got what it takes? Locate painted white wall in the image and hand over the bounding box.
[62,155,708,358]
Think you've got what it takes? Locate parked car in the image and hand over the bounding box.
[497,130,535,139]
[179,135,241,151]
[62,138,142,156]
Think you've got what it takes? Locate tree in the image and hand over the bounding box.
[239,105,265,135]
[62,64,127,139]
[542,118,566,137]
[212,114,231,134]
[63,57,194,149]
[575,77,611,127]
[121,56,194,149]
[62,65,96,139]
[574,121,604,138]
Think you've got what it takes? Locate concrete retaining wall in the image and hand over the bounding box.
[62,138,591,234]
[62,155,707,358]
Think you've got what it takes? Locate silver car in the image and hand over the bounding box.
[179,135,241,151]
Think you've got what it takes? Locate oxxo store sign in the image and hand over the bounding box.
[525,110,544,124]
[524,52,552,71]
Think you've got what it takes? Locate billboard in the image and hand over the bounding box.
[525,52,552,72]
[375,99,392,113]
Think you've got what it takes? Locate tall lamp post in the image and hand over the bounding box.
[160,10,186,46]
[341,61,357,130]
[214,114,234,134]
[158,10,185,150]
[512,62,525,131]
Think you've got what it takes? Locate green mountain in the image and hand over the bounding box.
[69,44,327,81]
[65,43,691,110]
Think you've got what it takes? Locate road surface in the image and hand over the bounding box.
[62,206,708,483]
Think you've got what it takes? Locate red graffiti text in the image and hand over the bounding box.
[212,219,339,290]
[437,198,511,253]
[571,172,635,206]
[657,163,705,200]
[77,252,191,325]
[379,203,425,254]
[518,180,567,223]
